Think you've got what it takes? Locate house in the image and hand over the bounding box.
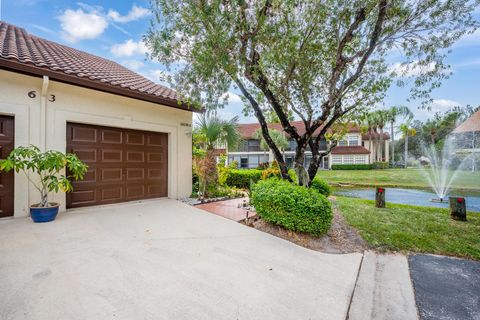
[452,109,480,170]
[0,21,197,218]
[227,121,390,169]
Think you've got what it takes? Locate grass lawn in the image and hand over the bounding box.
[334,196,480,260]
[318,168,480,190]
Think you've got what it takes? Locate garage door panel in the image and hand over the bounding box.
[101,130,123,144]
[126,151,144,162]
[69,148,97,163]
[147,134,167,147]
[126,168,144,181]
[125,132,145,145]
[67,123,168,208]
[101,149,123,163]
[0,115,14,217]
[125,185,145,199]
[147,152,164,163]
[101,187,123,202]
[101,168,123,182]
[70,126,97,143]
[69,189,96,206]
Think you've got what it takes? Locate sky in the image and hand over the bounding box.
[1,0,480,124]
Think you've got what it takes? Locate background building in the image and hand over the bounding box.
[227,121,390,169]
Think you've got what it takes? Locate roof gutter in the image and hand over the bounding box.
[40,75,49,151]
[0,58,204,113]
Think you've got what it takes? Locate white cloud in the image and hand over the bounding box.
[455,29,480,47]
[430,99,461,109]
[221,92,243,103]
[389,61,436,77]
[58,8,108,42]
[111,39,150,57]
[121,60,145,71]
[107,5,150,23]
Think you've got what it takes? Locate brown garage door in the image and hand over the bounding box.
[0,115,14,217]
[66,123,168,208]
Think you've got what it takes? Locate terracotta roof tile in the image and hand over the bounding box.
[453,110,480,133]
[238,121,362,139]
[0,21,197,112]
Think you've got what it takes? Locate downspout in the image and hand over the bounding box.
[40,75,49,151]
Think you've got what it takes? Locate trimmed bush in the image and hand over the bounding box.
[251,179,333,236]
[310,177,331,196]
[288,168,297,183]
[373,161,389,169]
[225,169,263,189]
[331,164,373,170]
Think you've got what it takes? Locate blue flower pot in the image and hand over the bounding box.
[30,203,59,223]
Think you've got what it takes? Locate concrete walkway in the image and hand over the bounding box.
[0,199,361,320]
[348,251,418,320]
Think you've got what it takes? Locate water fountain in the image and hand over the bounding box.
[419,135,471,203]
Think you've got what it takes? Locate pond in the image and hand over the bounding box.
[335,187,480,213]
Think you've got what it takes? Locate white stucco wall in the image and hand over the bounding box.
[0,69,193,217]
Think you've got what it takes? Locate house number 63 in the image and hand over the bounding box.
[27,91,56,102]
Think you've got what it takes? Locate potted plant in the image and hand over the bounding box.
[0,145,88,222]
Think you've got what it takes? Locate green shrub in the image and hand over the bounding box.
[310,177,331,196]
[373,161,389,169]
[251,179,333,236]
[225,169,263,189]
[288,168,297,183]
[331,164,373,170]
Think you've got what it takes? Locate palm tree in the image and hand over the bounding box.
[194,114,240,197]
[372,110,389,162]
[400,122,417,168]
[386,106,413,164]
[195,114,241,151]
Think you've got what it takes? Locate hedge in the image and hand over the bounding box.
[373,161,389,169]
[331,164,373,170]
[225,169,263,189]
[251,179,333,236]
[310,177,331,196]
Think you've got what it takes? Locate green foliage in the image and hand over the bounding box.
[331,164,373,170]
[336,196,480,260]
[310,177,331,197]
[148,0,478,183]
[251,179,333,236]
[225,169,263,189]
[373,161,389,169]
[256,162,269,170]
[195,113,240,151]
[288,168,297,183]
[253,128,288,151]
[0,145,88,207]
[261,161,281,180]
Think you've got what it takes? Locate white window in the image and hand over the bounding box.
[332,155,342,164]
[343,155,354,164]
[348,135,359,146]
[354,155,366,164]
[338,140,348,146]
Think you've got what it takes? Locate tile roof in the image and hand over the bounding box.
[331,146,371,155]
[0,21,197,112]
[237,121,362,139]
[452,110,480,134]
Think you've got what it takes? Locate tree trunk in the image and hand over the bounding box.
[40,189,49,207]
[404,134,409,168]
[294,144,309,186]
[390,121,395,165]
[379,127,384,162]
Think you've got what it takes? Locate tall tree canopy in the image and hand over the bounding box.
[146,0,479,185]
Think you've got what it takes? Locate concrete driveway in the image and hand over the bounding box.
[0,199,362,320]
